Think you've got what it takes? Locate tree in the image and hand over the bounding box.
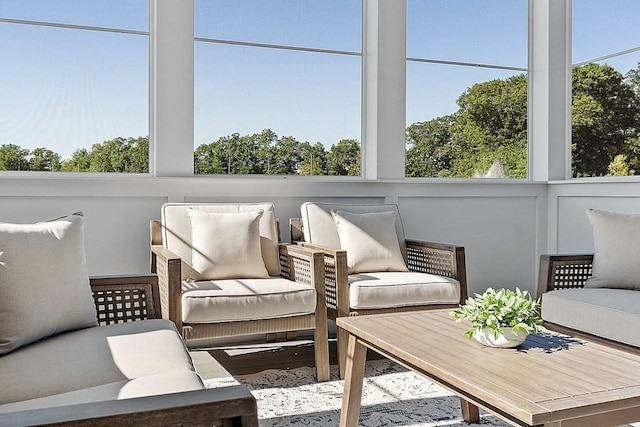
[299,142,327,175]
[61,148,92,172]
[0,144,30,171]
[571,63,639,177]
[608,154,635,176]
[29,147,62,171]
[270,136,305,175]
[406,115,455,177]
[327,139,361,176]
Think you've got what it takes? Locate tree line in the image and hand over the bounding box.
[1,62,638,177]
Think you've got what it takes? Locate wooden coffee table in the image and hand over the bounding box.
[338,310,640,427]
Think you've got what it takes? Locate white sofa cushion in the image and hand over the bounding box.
[161,203,281,279]
[585,209,640,290]
[348,271,460,310]
[300,202,407,259]
[0,371,204,414]
[541,288,640,347]
[182,278,316,323]
[0,213,97,356]
[0,319,197,405]
[188,209,269,280]
[332,210,408,274]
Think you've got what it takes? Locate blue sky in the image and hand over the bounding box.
[0,0,639,160]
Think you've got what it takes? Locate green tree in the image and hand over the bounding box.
[448,74,528,178]
[571,63,639,177]
[0,144,30,171]
[61,148,92,172]
[29,147,62,171]
[270,136,304,175]
[608,154,635,176]
[406,115,455,177]
[299,142,327,175]
[327,139,361,176]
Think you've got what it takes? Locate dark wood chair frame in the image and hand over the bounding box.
[3,274,258,427]
[290,217,468,378]
[537,254,640,356]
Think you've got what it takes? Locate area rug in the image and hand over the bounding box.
[204,359,508,426]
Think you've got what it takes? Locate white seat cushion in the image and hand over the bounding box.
[0,319,197,405]
[162,203,281,280]
[348,271,460,310]
[182,278,316,323]
[541,288,640,347]
[0,371,204,414]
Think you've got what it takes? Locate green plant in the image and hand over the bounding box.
[451,287,542,339]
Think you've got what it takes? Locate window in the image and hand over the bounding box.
[0,1,149,173]
[571,0,640,178]
[405,0,528,178]
[194,0,362,176]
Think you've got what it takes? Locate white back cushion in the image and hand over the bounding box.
[161,203,280,279]
[188,209,269,280]
[0,213,97,355]
[332,210,408,274]
[300,202,407,259]
[585,209,640,290]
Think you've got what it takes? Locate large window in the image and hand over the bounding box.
[405,0,528,178]
[572,0,640,178]
[0,1,148,173]
[194,0,362,176]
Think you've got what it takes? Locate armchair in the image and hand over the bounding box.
[150,202,330,381]
[291,202,467,377]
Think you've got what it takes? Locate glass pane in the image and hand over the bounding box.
[406,62,527,178]
[194,42,361,175]
[0,23,148,172]
[571,0,640,178]
[407,0,527,68]
[0,0,148,31]
[195,0,361,52]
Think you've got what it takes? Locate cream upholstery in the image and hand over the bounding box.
[300,202,407,260]
[188,209,269,280]
[585,209,640,290]
[0,213,97,356]
[182,278,316,323]
[332,210,408,274]
[541,288,640,347]
[349,272,460,309]
[0,319,198,406]
[162,203,280,280]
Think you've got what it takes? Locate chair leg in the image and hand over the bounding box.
[314,327,330,382]
[337,327,350,380]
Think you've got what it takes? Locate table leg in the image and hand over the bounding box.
[339,334,367,427]
[460,398,480,423]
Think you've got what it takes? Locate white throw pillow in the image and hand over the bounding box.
[0,213,97,355]
[585,209,640,290]
[188,209,270,280]
[332,210,408,274]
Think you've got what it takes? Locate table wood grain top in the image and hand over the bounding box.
[337,310,640,426]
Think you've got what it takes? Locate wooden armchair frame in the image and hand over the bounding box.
[290,218,468,377]
[4,274,258,427]
[537,253,640,355]
[150,220,330,382]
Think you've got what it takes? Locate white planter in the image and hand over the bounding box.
[473,327,528,348]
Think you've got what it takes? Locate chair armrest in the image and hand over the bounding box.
[89,274,161,324]
[294,242,349,316]
[537,254,594,299]
[1,386,258,427]
[150,244,183,329]
[405,239,468,303]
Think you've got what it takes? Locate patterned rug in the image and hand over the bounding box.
[205,359,509,426]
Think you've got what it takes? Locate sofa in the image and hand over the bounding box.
[0,213,257,426]
[537,209,640,352]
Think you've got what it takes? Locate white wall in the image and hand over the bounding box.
[0,176,547,296]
